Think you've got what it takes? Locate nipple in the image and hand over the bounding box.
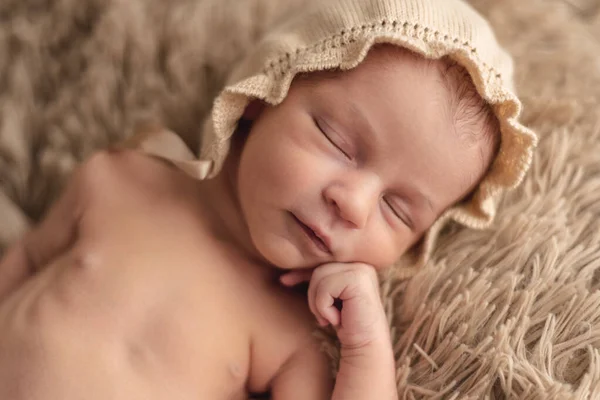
[228,362,244,380]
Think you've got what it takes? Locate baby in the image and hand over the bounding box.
[0,0,536,399]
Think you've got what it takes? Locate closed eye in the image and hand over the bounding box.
[314,117,352,160]
[384,198,413,229]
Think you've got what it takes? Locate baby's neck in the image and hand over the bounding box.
[194,152,280,282]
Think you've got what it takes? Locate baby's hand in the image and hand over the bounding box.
[280,263,388,349]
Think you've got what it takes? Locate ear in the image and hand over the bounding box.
[242,99,266,122]
[234,100,266,142]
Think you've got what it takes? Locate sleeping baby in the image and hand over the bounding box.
[0,0,536,398]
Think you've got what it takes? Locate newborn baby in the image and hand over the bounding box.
[0,0,536,399]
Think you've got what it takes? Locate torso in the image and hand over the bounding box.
[0,151,322,399]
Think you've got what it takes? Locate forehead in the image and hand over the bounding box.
[291,47,492,215]
[298,47,452,135]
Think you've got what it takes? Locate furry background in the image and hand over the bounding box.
[1,0,600,398]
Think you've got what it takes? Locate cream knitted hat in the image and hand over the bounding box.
[135,0,537,279]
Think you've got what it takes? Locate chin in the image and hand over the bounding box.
[251,234,287,267]
[253,235,305,270]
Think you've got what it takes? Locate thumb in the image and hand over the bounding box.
[279,269,313,287]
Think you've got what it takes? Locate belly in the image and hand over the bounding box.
[0,240,250,400]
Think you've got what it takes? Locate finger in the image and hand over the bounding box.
[302,278,326,326]
[312,269,378,328]
[279,269,325,325]
[307,267,351,327]
[281,270,329,326]
[311,262,355,283]
[279,269,313,287]
[314,278,341,327]
[307,263,354,315]
[307,263,378,327]
[307,263,353,301]
[319,264,380,300]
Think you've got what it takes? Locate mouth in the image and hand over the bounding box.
[291,213,332,255]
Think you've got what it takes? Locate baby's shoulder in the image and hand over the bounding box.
[246,286,333,395]
[252,319,334,398]
[68,148,205,229]
[79,149,196,200]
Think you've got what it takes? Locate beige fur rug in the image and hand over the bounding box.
[1,0,599,398]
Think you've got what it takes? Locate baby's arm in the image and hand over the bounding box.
[0,123,170,298]
[0,161,84,301]
[273,264,398,400]
[0,145,161,302]
[332,335,397,400]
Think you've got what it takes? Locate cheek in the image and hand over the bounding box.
[354,224,410,269]
[238,130,325,206]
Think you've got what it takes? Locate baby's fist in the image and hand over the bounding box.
[281,263,388,349]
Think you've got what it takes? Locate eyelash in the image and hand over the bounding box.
[384,198,412,228]
[314,117,352,160]
[314,117,412,229]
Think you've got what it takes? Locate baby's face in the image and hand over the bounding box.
[236,49,495,270]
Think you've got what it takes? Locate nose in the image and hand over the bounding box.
[323,172,380,229]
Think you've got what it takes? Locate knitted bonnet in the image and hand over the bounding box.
[136,0,537,279]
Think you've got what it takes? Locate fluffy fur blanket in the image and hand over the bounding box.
[1,0,599,398]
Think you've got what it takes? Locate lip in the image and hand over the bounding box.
[291,213,333,255]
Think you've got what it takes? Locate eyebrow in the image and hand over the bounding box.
[406,186,435,214]
[339,98,435,216]
[341,98,380,153]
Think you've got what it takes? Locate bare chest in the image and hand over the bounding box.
[0,195,311,399]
